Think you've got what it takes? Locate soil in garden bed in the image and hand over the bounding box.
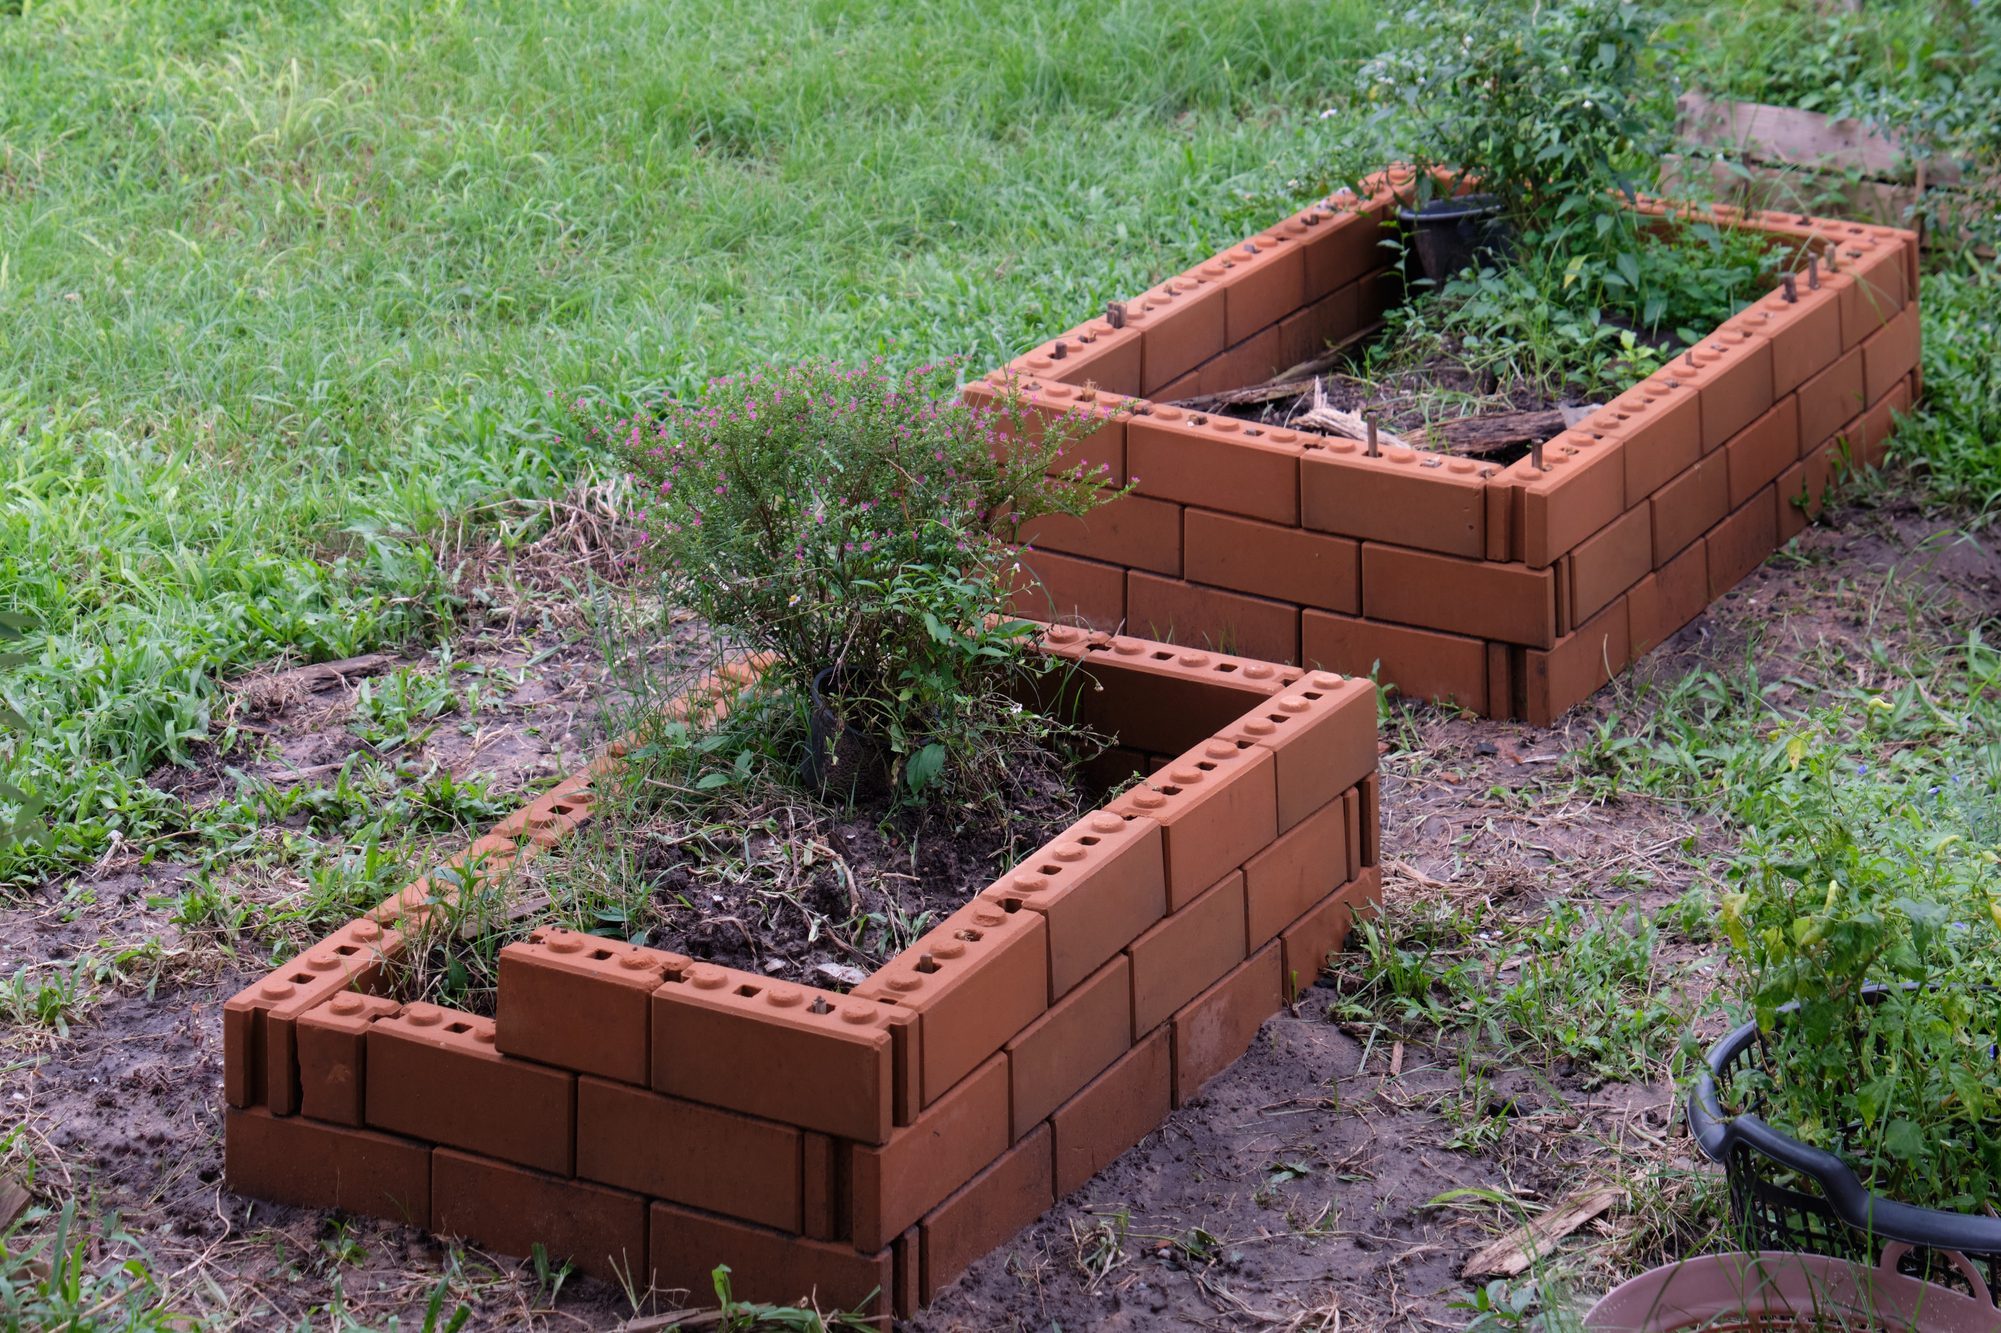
[1174,341,1576,469]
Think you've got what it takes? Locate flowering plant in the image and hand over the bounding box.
[579,357,1116,802]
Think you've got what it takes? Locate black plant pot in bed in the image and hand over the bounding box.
[1688,990,2001,1304]
[1397,193,1510,283]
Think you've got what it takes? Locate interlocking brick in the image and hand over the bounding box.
[434,1149,645,1286]
[1109,742,1275,909]
[576,1077,802,1232]
[1004,955,1133,1134]
[1302,609,1487,713]
[1172,945,1282,1105]
[365,1005,574,1175]
[1128,870,1248,1036]
[224,1107,429,1227]
[1052,1027,1172,1197]
[849,1054,1010,1253]
[919,1124,1054,1305]
[1128,571,1299,665]
[1184,509,1360,613]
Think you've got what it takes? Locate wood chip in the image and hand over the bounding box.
[1460,1186,1621,1279]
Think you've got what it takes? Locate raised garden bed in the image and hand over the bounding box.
[219,625,1380,1323]
[980,168,1923,722]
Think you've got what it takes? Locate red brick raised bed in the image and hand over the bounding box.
[221,626,1380,1322]
[980,170,1923,722]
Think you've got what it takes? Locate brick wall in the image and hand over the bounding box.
[980,177,1923,723]
[222,630,1381,1322]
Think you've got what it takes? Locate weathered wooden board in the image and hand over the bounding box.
[1676,92,1959,185]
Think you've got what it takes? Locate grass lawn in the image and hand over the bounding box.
[2,0,1999,1329]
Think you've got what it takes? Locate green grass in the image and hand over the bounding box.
[0,0,1380,884]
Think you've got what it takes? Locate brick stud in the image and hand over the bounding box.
[1387,445,1415,464]
[406,1003,444,1027]
[617,951,655,971]
[1242,718,1277,736]
[1244,662,1274,680]
[1046,625,1080,645]
[259,979,296,1001]
[1202,740,1237,760]
[1012,872,1050,893]
[329,994,365,1017]
[547,932,586,954]
[1176,651,1211,668]
[352,920,382,943]
[474,1028,496,1044]
[1088,814,1124,834]
[840,1003,878,1025]
[1167,766,1205,785]
[1129,790,1167,810]
[765,986,804,1008]
[1277,697,1311,715]
[1449,458,1476,474]
[1310,672,1345,688]
[1111,637,1145,656]
[688,965,728,990]
[304,948,342,971]
[931,939,968,960]
[1053,846,1087,864]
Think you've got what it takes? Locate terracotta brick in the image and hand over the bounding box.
[1730,282,1843,396]
[1862,305,1921,407]
[1128,871,1248,1036]
[224,1107,429,1227]
[1277,282,1365,371]
[653,963,895,1144]
[1359,773,1381,867]
[1362,543,1556,649]
[1241,797,1349,949]
[850,1054,1010,1253]
[802,1133,837,1241]
[1045,631,1291,757]
[1300,198,1396,297]
[1220,671,1377,832]
[650,1205,892,1322]
[1003,955,1132,1134]
[1019,491,1183,576]
[1127,571,1298,665]
[1184,509,1360,613]
[1859,377,1913,467]
[1132,277,1228,395]
[1172,944,1282,1105]
[576,1077,801,1232]
[1776,438,1840,543]
[1500,428,1628,569]
[1008,547,1126,633]
[1301,609,1487,713]
[224,917,404,1113]
[1650,451,1729,566]
[1724,396,1802,510]
[365,1005,573,1175]
[1833,235,1907,345]
[1204,325,1285,395]
[1521,597,1631,727]
[1128,409,1302,525]
[1628,540,1708,658]
[972,373,1126,485]
[1343,786,1363,879]
[894,1229,920,1320]
[495,929,683,1087]
[980,811,1165,1000]
[1299,441,1488,559]
[1041,318,1144,399]
[1108,742,1275,910]
[295,993,399,1127]
[1280,869,1380,994]
[1052,1027,1172,1197]
[1708,488,1780,600]
[1564,504,1652,630]
[1798,345,1867,450]
[920,1124,1054,1304]
[853,899,1047,1109]
[433,1149,645,1286]
[1214,230,1307,344]
[1605,378,1703,510]
[1675,329,1775,452]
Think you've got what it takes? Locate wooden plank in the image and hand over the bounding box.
[1676,92,1957,185]
[1659,154,1920,227]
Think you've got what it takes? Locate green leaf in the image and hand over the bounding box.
[905,742,946,794]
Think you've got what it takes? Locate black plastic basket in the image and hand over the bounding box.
[1689,1005,2001,1305]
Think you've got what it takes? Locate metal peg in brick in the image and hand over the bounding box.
[1783,273,1798,303]
[1808,255,1821,289]
[1105,301,1126,329]
[1365,416,1380,459]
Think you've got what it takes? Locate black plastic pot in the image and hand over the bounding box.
[801,665,844,790]
[1396,193,1510,283]
[1689,995,2001,1303]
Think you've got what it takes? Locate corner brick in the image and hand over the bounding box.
[223,917,405,1113]
[854,900,1047,1109]
[981,811,1165,1000]
[1221,671,1376,832]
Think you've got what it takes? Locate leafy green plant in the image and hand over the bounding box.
[1713,689,2001,1211]
[576,357,1116,807]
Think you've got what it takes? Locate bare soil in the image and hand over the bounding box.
[2,488,1995,1330]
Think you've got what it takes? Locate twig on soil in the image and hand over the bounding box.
[1460,1185,1622,1279]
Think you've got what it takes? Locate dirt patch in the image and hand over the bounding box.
[2,490,1994,1330]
